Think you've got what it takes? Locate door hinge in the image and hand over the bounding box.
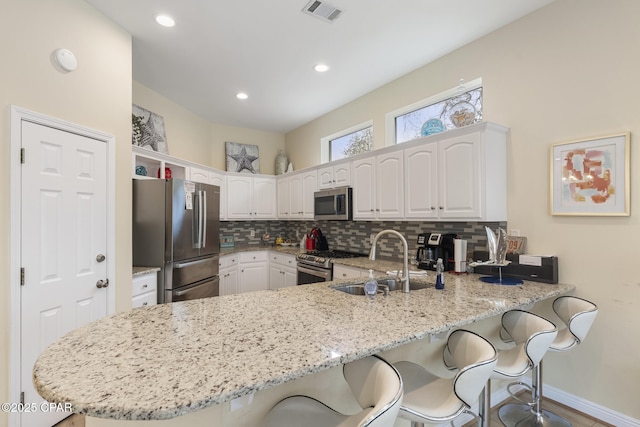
[20,267,25,286]
[20,148,25,164]
[20,391,24,405]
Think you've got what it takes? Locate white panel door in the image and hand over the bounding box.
[376,152,404,219]
[352,157,376,219]
[439,133,481,218]
[20,121,108,427]
[404,142,438,219]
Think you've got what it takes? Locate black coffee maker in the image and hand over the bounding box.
[416,232,457,271]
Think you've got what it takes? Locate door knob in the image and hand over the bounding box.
[96,254,106,262]
[96,279,109,289]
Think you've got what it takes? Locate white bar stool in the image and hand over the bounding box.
[490,309,558,427]
[498,297,598,427]
[393,329,498,427]
[263,355,403,427]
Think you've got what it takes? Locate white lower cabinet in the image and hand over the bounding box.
[132,271,158,308]
[333,264,367,280]
[238,251,269,293]
[269,253,297,289]
[219,254,239,296]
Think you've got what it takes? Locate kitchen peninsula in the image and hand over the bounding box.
[33,269,574,425]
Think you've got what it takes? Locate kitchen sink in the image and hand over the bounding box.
[331,277,431,295]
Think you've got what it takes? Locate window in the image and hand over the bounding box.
[321,121,373,163]
[385,78,483,145]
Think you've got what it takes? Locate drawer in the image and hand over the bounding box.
[239,251,268,263]
[220,254,239,269]
[132,291,157,308]
[270,252,297,266]
[132,272,157,296]
[333,264,364,280]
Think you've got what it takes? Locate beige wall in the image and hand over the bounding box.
[0,0,132,424]
[133,82,285,174]
[285,0,640,418]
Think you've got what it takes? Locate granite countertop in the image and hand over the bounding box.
[132,266,161,276]
[33,266,574,421]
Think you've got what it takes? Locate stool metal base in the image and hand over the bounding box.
[498,403,573,427]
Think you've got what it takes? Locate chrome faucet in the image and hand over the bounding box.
[369,230,410,293]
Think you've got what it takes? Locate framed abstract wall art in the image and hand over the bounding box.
[225,142,260,174]
[132,104,169,154]
[550,132,630,216]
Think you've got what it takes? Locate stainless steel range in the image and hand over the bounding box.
[296,250,366,285]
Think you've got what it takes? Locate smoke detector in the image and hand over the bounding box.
[302,1,343,23]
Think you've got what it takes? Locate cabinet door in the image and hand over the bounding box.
[439,133,481,218]
[333,264,364,280]
[239,262,268,293]
[352,157,376,219]
[334,164,351,187]
[317,166,334,189]
[226,175,252,219]
[376,152,404,219]
[288,174,303,218]
[282,266,297,287]
[220,267,238,296]
[269,265,284,290]
[301,171,317,219]
[253,177,276,219]
[404,143,438,219]
[209,172,226,220]
[189,167,210,184]
[277,177,291,219]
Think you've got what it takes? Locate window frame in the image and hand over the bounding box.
[321,120,373,164]
[384,77,482,146]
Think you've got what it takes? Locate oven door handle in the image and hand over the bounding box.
[297,264,332,279]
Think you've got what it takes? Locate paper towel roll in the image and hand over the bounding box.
[454,239,467,273]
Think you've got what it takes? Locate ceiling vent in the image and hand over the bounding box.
[302,0,343,23]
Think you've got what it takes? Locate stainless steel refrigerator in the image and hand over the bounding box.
[133,178,220,303]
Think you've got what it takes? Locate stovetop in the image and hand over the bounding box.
[296,250,367,268]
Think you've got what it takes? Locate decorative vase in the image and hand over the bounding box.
[275,150,288,175]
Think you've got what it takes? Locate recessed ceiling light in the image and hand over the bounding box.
[236,92,249,100]
[155,15,175,27]
[314,64,330,72]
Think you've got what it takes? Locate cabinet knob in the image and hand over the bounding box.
[439,206,444,210]
[143,302,148,306]
[376,208,380,212]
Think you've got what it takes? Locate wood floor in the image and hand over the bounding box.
[55,395,611,427]
[463,395,614,427]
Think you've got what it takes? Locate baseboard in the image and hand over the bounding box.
[452,381,640,427]
[540,382,640,427]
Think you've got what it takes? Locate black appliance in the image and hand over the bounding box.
[296,250,365,284]
[416,232,457,271]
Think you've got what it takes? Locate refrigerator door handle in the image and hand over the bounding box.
[202,190,207,248]
[197,190,204,249]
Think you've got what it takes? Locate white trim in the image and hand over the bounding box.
[9,105,117,427]
[384,77,482,146]
[455,378,640,427]
[320,119,373,164]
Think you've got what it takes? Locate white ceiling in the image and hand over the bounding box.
[85,0,554,133]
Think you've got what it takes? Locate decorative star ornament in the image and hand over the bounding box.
[229,146,258,173]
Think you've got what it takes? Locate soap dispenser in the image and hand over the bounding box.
[364,269,378,298]
[435,258,445,290]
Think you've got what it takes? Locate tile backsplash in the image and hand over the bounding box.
[220,220,506,261]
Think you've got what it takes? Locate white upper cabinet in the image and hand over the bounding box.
[317,162,350,189]
[189,166,226,220]
[352,151,404,220]
[403,122,507,221]
[227,174,276,220]
[277,170,317,220]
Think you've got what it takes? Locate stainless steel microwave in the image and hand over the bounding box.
[314,187,353,220]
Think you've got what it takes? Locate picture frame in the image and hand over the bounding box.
[550,132,630,216]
